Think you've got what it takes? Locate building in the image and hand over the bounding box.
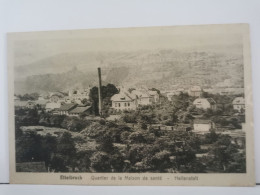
[166,92,176,101]
[111,92,137,111]
[57,103,78,115]
[193,119,215,133]
[45,102,61,111]
[69,105,91,116]
[188,86,202,97]
[49,92,65,103]
[14,100,36,109]
[34,99,48,108]
[131,90,153,105]
[232,97,245,112]
[193,98,216,110]
[148,90,160,103]
[67,89,89,104]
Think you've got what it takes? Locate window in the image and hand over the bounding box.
[115,103,117,107]
[118,103,120,107]
[125,103,127,107]
[128,103,130,107]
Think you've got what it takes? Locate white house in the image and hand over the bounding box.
[49,92,65,103]
[45,102,61,111]
[147,90,160,103]
[188,86,202,97]
[131,90,153,105]
[111,92,137,111]
[193,119,215,133]
[67,88,89,104]
[232,97,245,112]
[193,98,216,110]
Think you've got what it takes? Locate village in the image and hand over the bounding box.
[14,83,245,134]
[14,68,246,173]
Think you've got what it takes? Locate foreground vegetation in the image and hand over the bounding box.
[15,91,246,173]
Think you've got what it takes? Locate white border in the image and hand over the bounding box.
[0,0,260,193]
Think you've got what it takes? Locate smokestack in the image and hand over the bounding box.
[98,67,102,116]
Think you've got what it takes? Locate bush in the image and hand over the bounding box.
[61,116,90,132]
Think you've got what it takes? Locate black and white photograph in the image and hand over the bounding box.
[8,24,255,185]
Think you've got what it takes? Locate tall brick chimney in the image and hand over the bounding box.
[97,67,102,116]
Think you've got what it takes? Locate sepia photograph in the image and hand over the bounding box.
[8,24,255,185]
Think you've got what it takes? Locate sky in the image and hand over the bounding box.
[11,25,244,67]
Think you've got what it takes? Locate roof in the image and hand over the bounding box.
[194,119,212,124]
[131,90,150,98]
[34,100,48,105]
[148,90,158,96]
[193,98,216,105]
[232,97,245,105]
[111,92,134,102]
[58,103,77,111]
[206,98,216,105]
[69,106,91,114]
[49,92,65,98]
[45,102,61,109]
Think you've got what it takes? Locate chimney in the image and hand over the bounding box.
[98,67,102,116]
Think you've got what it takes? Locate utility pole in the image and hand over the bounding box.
[98,67,102,116]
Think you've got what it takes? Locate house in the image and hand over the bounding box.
[232,97,245,112]
[131,90,153,105]
[166,92,176,101]
[45,102,61,111]
[148,90,160,103]
[193,98,216,110]
[69,105,91,116]
[14,100,36,109]
[111,92,137,111]
[188,86,202,97]
[34,99,48,108]
[67,88,89,104]
[49,92,65,103]
[193,119,215,133]
[58,103,78,115]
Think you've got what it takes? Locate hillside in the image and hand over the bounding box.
[14,49,244,94]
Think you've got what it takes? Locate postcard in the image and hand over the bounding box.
[8,24,255,186]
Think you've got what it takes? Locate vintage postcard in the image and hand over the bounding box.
[8,24,255,186]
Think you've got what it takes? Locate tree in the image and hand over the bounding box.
[49,155,68,172]
[90,152,111,172]
[89,83,119,115]
[16,132,43,163]
[57,132,76,157]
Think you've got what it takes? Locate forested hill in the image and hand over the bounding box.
[14,49,244,94]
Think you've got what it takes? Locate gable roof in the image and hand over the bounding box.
[194,119,212,124]
[69,106,91,114]
[206,98,216,105]
[111,92,134,102]
[131,90,150,98]
[193,98,216,105]
[45,102,61,109]
[58,103,77,111]
[148,90,158,96]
